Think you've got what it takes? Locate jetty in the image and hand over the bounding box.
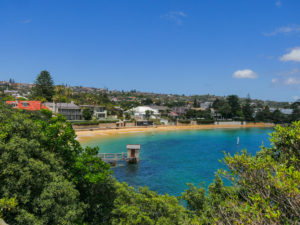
[98,144,141,165]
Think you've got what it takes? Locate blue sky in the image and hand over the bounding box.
[1,0,300,101]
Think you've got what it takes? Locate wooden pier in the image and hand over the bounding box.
[98,144,141,165]
[98,152,127,162]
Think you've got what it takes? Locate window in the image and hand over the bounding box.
[22,102,29,107]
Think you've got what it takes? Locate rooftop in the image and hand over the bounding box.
[6,101,48,111]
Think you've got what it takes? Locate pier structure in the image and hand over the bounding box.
[97,144,141,165]
[126,144,141,163]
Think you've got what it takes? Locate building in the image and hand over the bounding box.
[172,106,189,115]
[45,102,82,120]
[169,111,178,118]
[200,102,213,110]
[6,100,48,111]
[4,89,18,97]
[80,105,107,119]
[129,106,160,119]
[280,109,293,115]
[270,108,293,115]
[135,120,154,126]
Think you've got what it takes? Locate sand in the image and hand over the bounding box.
[76,123,275,143]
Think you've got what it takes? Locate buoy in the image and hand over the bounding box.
[237,137,240,145]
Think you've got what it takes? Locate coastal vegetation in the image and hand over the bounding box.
[1,72,299,124]
[0,101,299,224]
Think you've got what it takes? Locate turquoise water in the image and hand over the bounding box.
[83,128,273,196]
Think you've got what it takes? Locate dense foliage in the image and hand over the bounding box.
[32,70,55,101]
[82,108,93,120]
[181,123,300,224]
[0,103,114,224]
[0,103,299,224]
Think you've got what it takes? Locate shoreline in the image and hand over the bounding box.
[76,123,275,143]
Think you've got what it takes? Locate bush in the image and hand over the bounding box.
[178,119,191,124]
[0,103,114,224]
[196,119,214,124]
[72,119,119,126]
[72,121,100,126]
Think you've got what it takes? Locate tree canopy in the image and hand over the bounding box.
[0,102,299,224]
[0,103,114,224]
[32,70,54,101]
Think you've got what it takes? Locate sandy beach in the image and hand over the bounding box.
[76,123,275,143]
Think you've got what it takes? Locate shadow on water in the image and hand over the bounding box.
[125,163,139,176]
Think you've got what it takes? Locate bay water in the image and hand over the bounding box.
[83,128,273,196]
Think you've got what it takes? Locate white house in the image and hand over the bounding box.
[129,106,160,119]
[80,105,107,119]
[200,102,213,110]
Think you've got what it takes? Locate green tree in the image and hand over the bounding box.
[111,182,192,225]
[0,103,113,224]
[290,107,300,122]
[227,95,241,118]
[193,98,199,108]
[145,110,153,120]
[255,106,272,122]
[82,108,92,120]
[181,122,300,224]
[142,98,153,105]
[0,104,83,224]
[0,198,17,222]
[32,70,54,101]
[219,102,231,119]
[242,95,254,121]
[271,109,285,124]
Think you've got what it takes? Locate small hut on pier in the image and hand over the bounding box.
[126,144,141,163]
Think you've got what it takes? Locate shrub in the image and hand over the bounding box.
[196,119,214,124]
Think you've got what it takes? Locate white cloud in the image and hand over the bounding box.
[275,0,282,7]
[22,19,32,24]
[161,11,187,25]
[293,96,300,101]
[272,68,300,87]
[280,47,300,62]
[264,25,300,36]
[232,69,258,79]
[284,77,300,85]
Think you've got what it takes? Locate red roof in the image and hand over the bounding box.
[169,111,178,116]
[6,101,49,111]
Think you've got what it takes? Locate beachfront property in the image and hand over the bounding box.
[44,102,82,120]
[149,105,170,117]
[128,106,160,120]
[135,120,154,126]
[80,105,108,119]
[6,100,48,111]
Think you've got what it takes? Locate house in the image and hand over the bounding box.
[4,89,18,97]
[169,111,178,118]
[129,106,160,119]
[280,109,293,115]
[44,102,82,120]
[6,100,48,111]
[172,106,189,115]
[270,108,293,115]
[80,105,107,119]
[200,102,213,110]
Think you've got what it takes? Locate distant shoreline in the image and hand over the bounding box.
[76,123,275,143]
